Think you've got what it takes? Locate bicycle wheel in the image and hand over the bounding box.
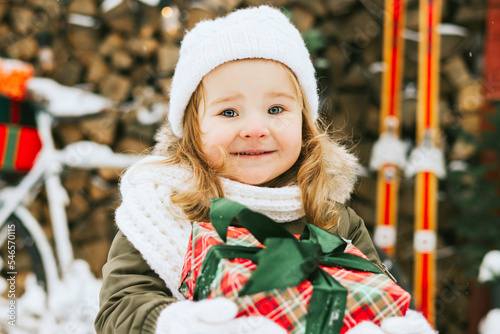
[0,206,58,296]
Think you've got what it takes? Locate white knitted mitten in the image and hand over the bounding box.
[381,310,437,334]
[344,321,386,334]
[155,297,286,334]
[345,310,437,334]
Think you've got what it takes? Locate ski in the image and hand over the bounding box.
[370,0,407,257]
[409,0,445,326]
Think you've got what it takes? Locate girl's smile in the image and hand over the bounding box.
[230,151,276,157]
[198,59,303,185]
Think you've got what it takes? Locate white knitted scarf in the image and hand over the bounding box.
[116,154,357,300]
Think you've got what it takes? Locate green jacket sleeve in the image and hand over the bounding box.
[336,206,381,265]
[95,231,177,334]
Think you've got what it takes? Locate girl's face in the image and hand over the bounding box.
[198,59,303,185]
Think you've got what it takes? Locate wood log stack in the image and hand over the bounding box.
[1,0,488,332]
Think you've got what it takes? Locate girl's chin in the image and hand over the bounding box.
[225,166,296,187]
[226,174,274,186]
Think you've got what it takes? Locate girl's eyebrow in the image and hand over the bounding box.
[266,91,296,101]
[208,93,244,108]
[208,91,296,108]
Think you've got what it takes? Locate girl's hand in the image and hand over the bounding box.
[156,297,286,334]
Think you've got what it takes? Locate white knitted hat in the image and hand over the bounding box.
[168,5,319,138]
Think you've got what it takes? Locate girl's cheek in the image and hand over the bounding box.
[201,140,224,167]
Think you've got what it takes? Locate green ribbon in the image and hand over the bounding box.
[194,198,382,334]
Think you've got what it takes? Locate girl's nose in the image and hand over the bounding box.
[240,115,270,139]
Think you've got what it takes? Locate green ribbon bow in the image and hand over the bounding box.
[193,198,382,334]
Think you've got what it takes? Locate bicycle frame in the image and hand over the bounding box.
[0,107,142,297]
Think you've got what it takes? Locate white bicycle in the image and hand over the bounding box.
[0,78,143,333]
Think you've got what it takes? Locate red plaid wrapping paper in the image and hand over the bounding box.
[180,222,411,333]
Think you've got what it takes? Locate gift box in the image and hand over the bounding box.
[0,96,41,173]
[0,58,40,173]
[180,198,411,333]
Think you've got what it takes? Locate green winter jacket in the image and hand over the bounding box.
[95,205,388,334]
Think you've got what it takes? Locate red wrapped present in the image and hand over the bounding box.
[0,58,40,173]
[180,199,411,333]
[0,96,41,172]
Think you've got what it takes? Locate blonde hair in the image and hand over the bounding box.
[161,62,344,230]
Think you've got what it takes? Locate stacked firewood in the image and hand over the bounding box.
[1,0,487,332]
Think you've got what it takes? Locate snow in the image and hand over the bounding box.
[0,58,33,74]
[448,160,468,172]
[437,24,469,38]
[138,0,161,6]
[26,77,113,118]
[369,131,409,170]
[137,102,168,125]
[0,260,101,334]
[68,13,100,28]
[26,77,167,124]
[476,251,500,334]
[100,0,123,13]
[478,250,500,283]
[479,309,500,334]
[405,145,447,179]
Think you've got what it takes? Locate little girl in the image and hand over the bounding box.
[95,6,390,334]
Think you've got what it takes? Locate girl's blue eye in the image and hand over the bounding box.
[221,109,238,117]
[268,106,284,115]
